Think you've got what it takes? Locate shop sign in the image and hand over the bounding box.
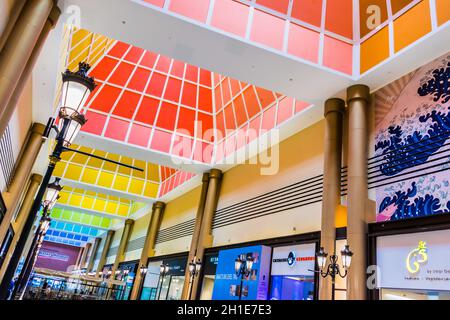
[271,243,316,276]
[377,229,450,291]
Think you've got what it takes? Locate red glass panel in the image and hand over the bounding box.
[128,123,151,147]
[151,129,172,153]
[198,87,212,113]
[90,85,122,113]
[323,36,353,75]
[181,82,197,108]
[109,62,135,86]
[155,56,171,73]
[277,97,293,125]
[291,0,323,27]
[142,0,165,7]
[242,86,261,118]
[199,69,212,87]
[250,9,285,50]
[255,87,276,110]
[214,86,223,110]
[325,0,353,39]
[141,51,158,69]
[135,96,159,125]
[164,77,182,103]
[224,104,236,130]
[104,117,130,141]
[108,41,129,59]
[169,0,210,22]
[124,46,144,63]
[197,112,214,141]
[170,60,185,78]
[113,90,141,119]
[81,111,107,135]
[221,78,232,106]
[288,23,320,63]
[233,95,247,127]
[256,0,289,14]
[211,0,249,37]
[177,107,196,135]
[185,65,198,83]
[215,111,226,139]
[90,57,118,81]
[127,67,151,92]
[146,72,167,97]
[295,100,310,113]
[229,78,241,97]
[172,135,193,158]
[156,102,178,131]
[261,105,276,131]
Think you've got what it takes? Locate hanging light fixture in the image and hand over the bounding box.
[60,62,96,117]
[58,112,87,147]
[43,178,63,210]
[340,245,353,269]
[316,247,328,270]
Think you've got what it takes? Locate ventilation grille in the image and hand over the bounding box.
[0,126,15,187]
[155,218,196,244]
[126,236,146,252]
[106,245,118,257]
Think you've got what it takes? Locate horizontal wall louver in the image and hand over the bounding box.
[125,236,146,252]
[106,246,118,257]
[155,218,196,244]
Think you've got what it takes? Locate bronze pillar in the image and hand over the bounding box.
[78,242,91,269]
[189,169,222,300]
[0,0,26,52]
[111,219,135,276]
[0,174,41,282]
[181,173,210,300]
[319,98,345,300]
[346,85,371,300]
[96,230,115,276]
[0,123,46,246]
[87,237,102,273]
[0,0,54,132]
[0,5,60,137]
[130,202,165,300]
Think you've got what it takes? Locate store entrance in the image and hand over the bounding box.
[380,288,450,300]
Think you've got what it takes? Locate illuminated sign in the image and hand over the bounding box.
[271,244,316,276]
[406,241,428,274]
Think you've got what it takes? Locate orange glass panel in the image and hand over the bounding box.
[151,129,172,153]
[295,100,310,113]
[233,96,247,127]
[436,0,450,25]
[177,107,196,135]
[90,57,118,81]
[90,85,122,112]
[146,73,167,97]
[143,0,165,7]
[104,118,129,141]
[221,79,232,106]
[198,87,212,113]
[277,97,293,125]
[156,102,178,131]
[197,112,214,141]
[128,123,151,147]
[224,104,237,130]
[261,105,276,131]
[325,0,353,39]
[155,56,171,73]
[359,0,388,38]
[199,69,212,87]
[81,111,107,135]
[124,46,144,63]
[229,78,241,97]
[288,23,319,63]
[109,62,134,86]
[135,96,159,125]
[393,0,431,52]
[113,90,141,118]
[256,0,290,14]
[216,111,226,138]
[391,0,414,14]
[141,51,158,69]
[170,60,185,78]
[360,26,389,74]
[242,86,261,118]
[164,77,182,103]
[323,36,353,75]
[255,87,276,110]
[211,0,250,37]
[108,41,129,59]
[181,82,197,108]
[291,0,323,27]
[250,9,285,50]
[185,65,198,83]
[169,0,210,22]
[214,86,223,110]
[127,67,151,92]
[172,135,193,158]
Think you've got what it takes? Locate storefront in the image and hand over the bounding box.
[140,253,188,300]
[369,214,450,300]
[197,232,320,301]
[116,261,138,300]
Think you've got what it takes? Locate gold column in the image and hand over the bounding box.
[0,0,54,131]
[87,237,102,273]
[190,169,222,300]
[129,202,165,300]
[0,5,60,137]
[320,98,345,300]
[78,242,92,269]
[0,173,41,281]
[0,0,26,52]
[346,85,371,300]
[0,123,46,246]
[181,173,210,300]
[110,219,135,276]
[96,230,115,276]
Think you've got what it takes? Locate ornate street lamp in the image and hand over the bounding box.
[0,62,145,300]
[157,264,170,300]
[139,265,148,276]
[234,254,254,300]
[187,258,202,300]
[313,245,353,300]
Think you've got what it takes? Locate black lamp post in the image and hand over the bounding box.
[313,245,353,300]
[157,264,169,300]
[187,258,201,300]
[234,254,254,300]
[0,62,144,300]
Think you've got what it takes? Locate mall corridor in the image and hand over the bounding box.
[0,0,449,303]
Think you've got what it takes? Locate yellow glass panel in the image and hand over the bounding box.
[93,199,106,212]
[132,160,146,179]
[144,182,158,198]
[102,154,120,172]
[81,167,99,185]
[71,152,89,165]
[68,194,83,207]
[394,0,431,52]
[81,196,94,210]
[53,162,67,178]
[106,202,118,215]
[436,0,450,26]
[73,188,84,194]
[86,190,97,197]
[118,204,129,217]
[147,163,160,182]
[129,179,144,195]
[360,27,390,74]
[64,164,83,181]
[98,171,114,188]
[57,191,70,204]
[113,175,129,192]
[117,157,133,176]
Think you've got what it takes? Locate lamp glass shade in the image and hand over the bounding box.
[61,81,90,116]
[160,265,165,274]
[234,258,242,274]
[246,258,254,272]
[59,114,86,147]
[195,262,202,273]
[188,262,195,274]
[341,245,353,269]
[316,247,328,270]
[43,179,62,209]
[164,265,170,274]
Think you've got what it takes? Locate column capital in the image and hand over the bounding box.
[324,98,345,117]
[107,230,115,236]
[95,237,102,242]
[209,169,222,179]
[153,201,165,210]
[347,85,371,105]
[47,5,61,28]
[31,122,46,135]
[30,173,43,184]
[202,172,210,183]
[125,219,135,226]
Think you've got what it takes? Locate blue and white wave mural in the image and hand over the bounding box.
[375,54,450,222]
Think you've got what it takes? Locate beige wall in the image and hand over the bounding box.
[105,226,124,265]
[124,213,151,261]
